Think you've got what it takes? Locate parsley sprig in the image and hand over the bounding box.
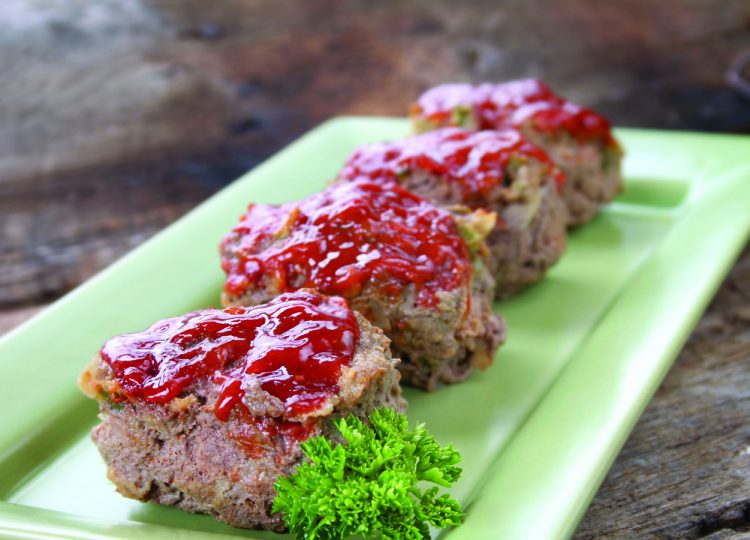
[273,407,464,539]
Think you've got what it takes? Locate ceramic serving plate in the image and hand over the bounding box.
[0,118,748,540]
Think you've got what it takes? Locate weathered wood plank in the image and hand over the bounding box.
[0,157,237,306]
[574,247,750,539]
[0,304,45,336]
[1,0,749,306]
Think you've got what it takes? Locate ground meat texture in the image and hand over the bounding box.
[338,128,568,298]
[78,290,405,530]
[410,79,624,226]
[220,180,505,390]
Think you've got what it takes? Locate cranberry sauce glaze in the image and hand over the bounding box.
[339,127,565,204]
[100,290,360,423]
[412,79,616,146]
[221,180,472,307]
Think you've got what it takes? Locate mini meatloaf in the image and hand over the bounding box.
[338,127,567,298]
[78,290,405,531]
[410,79,623,226]
[220,180,505,390]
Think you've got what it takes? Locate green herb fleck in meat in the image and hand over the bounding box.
[451,105,472,128]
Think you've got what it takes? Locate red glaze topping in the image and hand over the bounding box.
[228,409,317,459]
[340,127,565,202]
[414,80,616,146]
[100,290,360,423]
[221,180,471,307]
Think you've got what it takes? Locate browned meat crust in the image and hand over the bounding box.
[79,312,405,530]
[409,81,624,227]
[524,132,622,226]
[354,155,567,299]
[221,195,505,391]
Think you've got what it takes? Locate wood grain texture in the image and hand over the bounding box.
[575,247,750,539]
[1,0,749,306]
[0,304,45,336]
[1,1,749,537]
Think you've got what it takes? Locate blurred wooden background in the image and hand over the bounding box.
[1,1,749,538]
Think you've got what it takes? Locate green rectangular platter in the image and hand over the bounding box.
[0,117,748,540]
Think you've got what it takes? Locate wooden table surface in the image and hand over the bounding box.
[1,1,749,538]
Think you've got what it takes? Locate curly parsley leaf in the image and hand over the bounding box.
[273,407,464,539]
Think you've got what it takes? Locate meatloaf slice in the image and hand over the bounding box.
[338,127,567,298]
[410,79,623,226]
[78,290,405,530]
[220,180,505,390]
